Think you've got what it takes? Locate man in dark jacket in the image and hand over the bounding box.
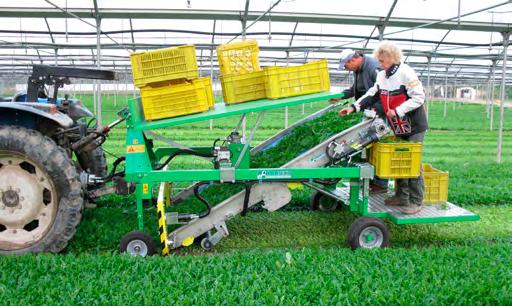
[339,49,381,101]
[332,49,388,193]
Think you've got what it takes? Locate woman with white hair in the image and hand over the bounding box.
[340,40,428,215]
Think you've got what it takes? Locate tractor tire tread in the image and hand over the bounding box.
[0,125,84,255]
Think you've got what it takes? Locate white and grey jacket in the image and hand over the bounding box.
[352,63,428,137]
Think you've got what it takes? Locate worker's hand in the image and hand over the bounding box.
[386,109,397,119]
[339,107,354,116]
[329,98,341,104]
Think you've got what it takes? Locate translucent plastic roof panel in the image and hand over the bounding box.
[0,0,510,83]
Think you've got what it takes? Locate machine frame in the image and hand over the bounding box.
[122,91,479,255]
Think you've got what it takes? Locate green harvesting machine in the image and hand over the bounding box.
[119,92,479,256]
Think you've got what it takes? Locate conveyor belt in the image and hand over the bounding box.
[165,118,388,249]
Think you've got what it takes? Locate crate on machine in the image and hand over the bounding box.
[263,60,330,99]
[220,71,266,104]
[216,40,261,75]
[130,45,198,87]
[369,136,422,179]
[140,78,214,121]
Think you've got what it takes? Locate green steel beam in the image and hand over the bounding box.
[0,42,503,61]
[364,210,480,224]
[125,167,362,183]
[393,214,480,224]
[1,8,510,32]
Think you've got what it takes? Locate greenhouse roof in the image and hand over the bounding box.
[0,0,510,84]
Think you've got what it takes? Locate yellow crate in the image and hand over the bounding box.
[221,71,266,104]
[130,45,198,87]
[216,40,261,75]
[140,78,213,121]
[423,163,449,204]
[264,60,330,99]
[369,136,422,178]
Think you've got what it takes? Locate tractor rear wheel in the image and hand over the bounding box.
[0,126,83,254]
[84,146,108,178]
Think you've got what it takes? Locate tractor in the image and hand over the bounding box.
[0,65,130,255]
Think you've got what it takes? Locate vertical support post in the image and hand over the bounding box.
[210,20,216,131]
[486,63,493,118]
[94,3,102,126]
[489,59,497,130]
[348,178,360,212]
[129,18,136,52]
[242,0,250,40]
[199,49,203,75]
[242,118,247,143]
[377,25,385,41]
[91,49,97,115]
[285,106,288,128]
[136,184,145,230]
[426,55,431,119]
[241,0,250,140]
[444,67,448,118]
[497,32,509,163]
[114,80,118,107]
[453,77,457,110]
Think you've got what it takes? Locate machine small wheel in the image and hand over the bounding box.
[200,237,214,251]
[310,191,340,211]
[195,231,211,246]
[119,231,157,257]
[347,217,389,250]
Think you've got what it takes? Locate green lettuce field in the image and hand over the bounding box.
[1,96,511,304]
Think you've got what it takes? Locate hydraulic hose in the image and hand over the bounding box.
[313,178,341,185]
[190,181,253,219]
[241,182,253,217]
[194,181,212,218]
[100,156,126,181]
[155,149,214,170]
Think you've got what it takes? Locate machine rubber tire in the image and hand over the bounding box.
[347,217,389,250]
[119,231,156,257]
[310,191,340,211]
[195,231,211,246]
[0,126,84,255]
[200,237,214,251]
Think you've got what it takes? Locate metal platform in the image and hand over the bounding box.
[127,91,342,131]
[368,192,479,224]
[326,187,479,224]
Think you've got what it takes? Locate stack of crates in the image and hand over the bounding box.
[217,40,330,104]
[130,45,214,121]
[217,40,266,104]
